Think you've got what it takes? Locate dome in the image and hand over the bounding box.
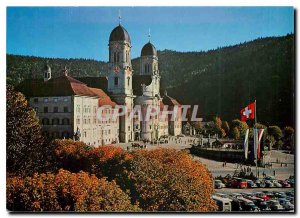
[141,42,157,56]
[109,25,131,43]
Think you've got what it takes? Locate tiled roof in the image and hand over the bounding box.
[89,87,117,107]
[16,75,97,97]
[75,76,108,92]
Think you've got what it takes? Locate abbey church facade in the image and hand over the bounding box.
[17,23,182,145]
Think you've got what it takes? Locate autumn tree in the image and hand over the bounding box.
[267,126,283,149]
[231,127,240,140]
[283,126,294,151]
[6,85,54,175]
[116,149,217,212]
[53,139,91,172]
[53,139,132,180]
[212,116,226,138]
[221,121,230,136]
[7,169,140,212]
[229,119,249,139]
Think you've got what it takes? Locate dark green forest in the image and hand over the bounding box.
[7,34,294,127]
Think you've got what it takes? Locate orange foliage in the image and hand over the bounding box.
[53,139,132,180]
[117,148,217,212]
[7,169,140,212]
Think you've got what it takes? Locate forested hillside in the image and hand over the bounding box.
[7,34,294,127]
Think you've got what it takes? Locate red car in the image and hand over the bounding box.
[231,178,248,189]
[278,180,291,188]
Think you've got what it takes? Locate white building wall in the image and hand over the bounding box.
[29,96,73,139]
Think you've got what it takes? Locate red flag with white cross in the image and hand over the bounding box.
[240,102,255,121]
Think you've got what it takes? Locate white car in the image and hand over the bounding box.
[214,180,226,189]
[269,200,284,211]
[273,181,282,188]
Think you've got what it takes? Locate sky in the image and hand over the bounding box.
[7,7,294,61]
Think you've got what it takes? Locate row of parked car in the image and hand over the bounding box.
[213,190,294,212]
[214,176,294,189]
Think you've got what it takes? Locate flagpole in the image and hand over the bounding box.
[254,99,258,178]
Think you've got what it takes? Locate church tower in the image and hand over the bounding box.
[43,61,51,82]
[140,36,160,96]
[107,21,134,142]
[136,33,162,141]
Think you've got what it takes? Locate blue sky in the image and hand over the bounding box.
[7,7,294,61]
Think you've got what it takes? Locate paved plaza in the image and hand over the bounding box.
[113,135,294,181]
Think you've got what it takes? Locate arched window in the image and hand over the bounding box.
[114,77,119,86]
[52,118,59,125]
[42,118,50,125]
[62,118,70,125]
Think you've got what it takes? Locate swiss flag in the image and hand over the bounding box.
[240,102,255,121]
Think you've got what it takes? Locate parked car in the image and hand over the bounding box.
[278,180,291,188]
[285,191,294,197]
[254,192,270,201]
[231,178,248,189]
[247,180,258,188]
[287,178,294,187]
[273,180,282,188]
[231,199,243,211]
[212,195,232,212]
[264,176,275,180]
[215,180,226,189]
[282,201,294,211]
[255,179,266,188]
[215,193,230,199]
[269,200,284,211]
[264,180,274,188]
[229,193,243,199]
[274,191,286,198]
[278,199,294,211]
[258,201,270,211]
[239,198,259,211]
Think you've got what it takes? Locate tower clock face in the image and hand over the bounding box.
[113,66,120,74]
[125,69,131,76]
[114,43,120,49]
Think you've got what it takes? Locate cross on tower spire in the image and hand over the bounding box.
[118,9,121,25]
[148,28,151,42]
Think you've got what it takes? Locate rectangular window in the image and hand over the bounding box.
[114,77,118,86]
[64,107,68,113]
[44,107,48,113]
[53,107,58,113]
